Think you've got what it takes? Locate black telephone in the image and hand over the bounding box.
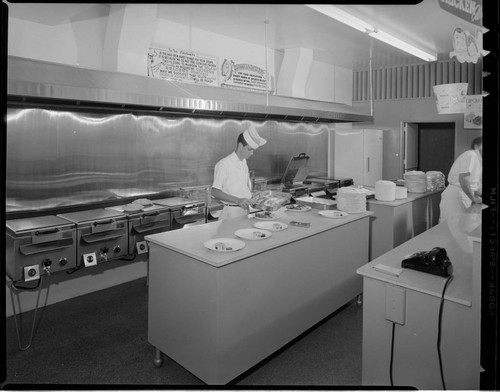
[401,247,453,277]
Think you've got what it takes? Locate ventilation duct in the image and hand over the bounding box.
[7,56,373,123]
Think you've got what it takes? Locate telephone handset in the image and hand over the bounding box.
[401,247,453,277]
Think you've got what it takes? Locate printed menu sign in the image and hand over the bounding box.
[433,83,468,114]
[464,95,483,129]
[147,47,218,86]
[220,59,274,94]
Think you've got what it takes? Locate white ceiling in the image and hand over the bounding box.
[6,1,483,69]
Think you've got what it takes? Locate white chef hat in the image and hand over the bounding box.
[243,124,266,149]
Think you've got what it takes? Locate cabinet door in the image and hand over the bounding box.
[363,130,383,187]
[334,129,364,186]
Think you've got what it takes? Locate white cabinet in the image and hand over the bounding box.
[334,129,383,187]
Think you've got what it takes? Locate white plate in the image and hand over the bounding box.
[318,210,349,218]
[234,228,272,240]
[285,204,312,212]
[254,221,289,231]
[253,211,284,220]
[203,238,246,252]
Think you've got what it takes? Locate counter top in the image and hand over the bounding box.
[357,203,485,307]
[366,188,443,207]
[146,209,372,268]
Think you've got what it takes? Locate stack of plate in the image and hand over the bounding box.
[395,186,408,199]
[336,186,367,213]
[375,180,396,201]
[404,171,427,193]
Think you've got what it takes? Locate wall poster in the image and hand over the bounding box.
[147,47,219,86]
[433,83,469,114]
[464,95,483,129]
[220,59,274,94]
[449,26,488,64]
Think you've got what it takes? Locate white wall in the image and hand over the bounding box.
[7,4,347,103]
[8,12,107,69]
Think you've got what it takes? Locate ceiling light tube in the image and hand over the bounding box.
[306,4,437,62]
[369,29,437,62]
[306,4,374,33]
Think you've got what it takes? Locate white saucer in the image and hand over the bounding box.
[254,221,288,231]
[234,228,272,240]
[318,210,349,219]
[203,238,246,252]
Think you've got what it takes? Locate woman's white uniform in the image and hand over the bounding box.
[439,149,482,222]
[212,151,252,220]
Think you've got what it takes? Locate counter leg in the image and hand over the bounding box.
[153,347,163,368]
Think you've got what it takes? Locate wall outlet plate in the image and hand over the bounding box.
[136,241,148,254]
[23,264,40,282]
[385,285,406,325]
[83,252,97,267]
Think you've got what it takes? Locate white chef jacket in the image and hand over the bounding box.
[212,152,252,219]
[439,149,482,222]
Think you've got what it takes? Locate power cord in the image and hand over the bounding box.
[437,274,454,390]
[389,321,396,387]
[7,275,45,350]
[388,274,453,389]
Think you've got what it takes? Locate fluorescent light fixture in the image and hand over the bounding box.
[306,4,437,62]
[369,30,437,62]
[306,4,374,33]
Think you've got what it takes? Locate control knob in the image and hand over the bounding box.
[101,247,109,254]
[114,245,121,253]
[43,259,52,267]
[59,257,68,266]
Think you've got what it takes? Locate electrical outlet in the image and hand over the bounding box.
[24,265,40,282]
[385,285,406,325]
[83,252,97,267]
[136,241,148,254]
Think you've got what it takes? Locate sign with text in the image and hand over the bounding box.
[220,59,274,94]
[147,47,219,86]
[439,0,482,26]
[464,95,483,129]
[433,83,469,114]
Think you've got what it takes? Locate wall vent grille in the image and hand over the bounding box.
[353,59,483,101]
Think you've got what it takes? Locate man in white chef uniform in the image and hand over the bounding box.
[439,136,482,222]
[212,125,266,220]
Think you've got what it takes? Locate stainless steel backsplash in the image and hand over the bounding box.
[6,107,329,213]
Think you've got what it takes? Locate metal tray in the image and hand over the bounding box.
[295,196,337,210]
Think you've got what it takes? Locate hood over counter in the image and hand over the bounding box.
[6,56,372,124]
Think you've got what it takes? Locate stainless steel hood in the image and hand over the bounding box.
[7,56,372,123]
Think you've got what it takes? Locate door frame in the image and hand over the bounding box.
[400,121,457,178]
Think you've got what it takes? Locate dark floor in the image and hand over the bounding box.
[2,277,363,389]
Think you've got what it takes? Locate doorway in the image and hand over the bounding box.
[403,122,455,180]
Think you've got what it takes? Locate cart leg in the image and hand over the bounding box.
[356,294,363,306]
[153,348,163,368]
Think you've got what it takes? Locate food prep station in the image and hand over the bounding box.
[4,172,354,284]
[5,195,209,283]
